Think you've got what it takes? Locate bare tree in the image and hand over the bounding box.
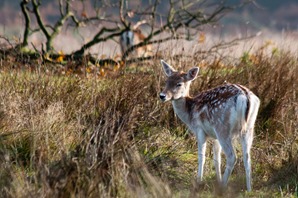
[20,0,77,52]
[19,0,253,62]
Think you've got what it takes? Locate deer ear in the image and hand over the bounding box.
[161,60,176,77]
[186,67,199,81]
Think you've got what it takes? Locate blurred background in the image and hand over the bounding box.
[1,0,297,34]
[1,0,298,55]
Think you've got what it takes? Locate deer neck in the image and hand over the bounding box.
[172,96,194,125]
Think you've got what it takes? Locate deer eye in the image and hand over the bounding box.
[176,83,183,87]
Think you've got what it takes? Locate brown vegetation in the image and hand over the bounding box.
[0,38,297,197]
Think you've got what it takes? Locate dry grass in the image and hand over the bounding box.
[0,39,297,197]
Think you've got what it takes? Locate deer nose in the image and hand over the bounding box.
[159,93,166,101]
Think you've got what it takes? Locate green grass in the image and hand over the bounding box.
[0,45,297,197]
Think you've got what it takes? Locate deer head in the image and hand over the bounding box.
[160,60,199,102]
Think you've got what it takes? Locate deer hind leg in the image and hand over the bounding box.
[218,137,236,189]
[213,140,222,184]
[241,94,259,191]
[196,130,207,183]
[241,130,253,192]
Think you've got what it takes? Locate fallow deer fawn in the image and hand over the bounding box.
[120,21,152,58]
[159,60,260,192]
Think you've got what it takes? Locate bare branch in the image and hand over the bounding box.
[32,0,50,40]
[59,0,64,16]
[0,35,15,49]
[20,0,30,47]
[132,20,148,30]
[121,35,185,60]
[119,0,128,28]
[74,27,122,55]
[17,0,253,65]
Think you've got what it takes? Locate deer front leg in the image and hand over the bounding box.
[196,130,207,183]
[213,140,222,184]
